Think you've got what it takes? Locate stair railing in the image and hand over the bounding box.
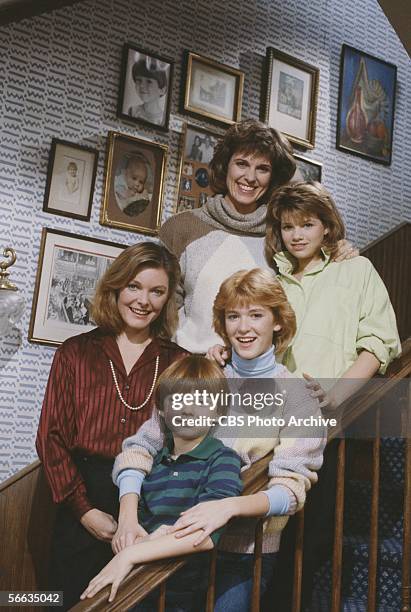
[69,339,411,612]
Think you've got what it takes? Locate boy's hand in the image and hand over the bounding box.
[170,499,235,546]
[112,518,148,554]
[80,548,134,602]
[206,344,230,367]
[334,239,359,262]
[80,509,117,542]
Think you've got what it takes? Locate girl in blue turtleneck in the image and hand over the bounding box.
[111,267,325,612]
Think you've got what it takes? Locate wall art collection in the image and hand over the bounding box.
[31,42,397,345]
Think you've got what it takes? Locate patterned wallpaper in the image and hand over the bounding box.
[0,0,410,480]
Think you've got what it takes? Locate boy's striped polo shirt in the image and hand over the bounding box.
[138,435,242,544]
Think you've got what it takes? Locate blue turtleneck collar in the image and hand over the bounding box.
[231,346,279,378]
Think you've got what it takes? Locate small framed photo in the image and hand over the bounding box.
[336,45,397,165]
[117,43,174,131]
[293,154,322,182]
[175,123,221,213]
[183,51,244,125]
[42,139,99,221]
[262,48,319,149]
[101,131,167,235]
[28,228,124,346]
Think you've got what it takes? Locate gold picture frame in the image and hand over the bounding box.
[262,48,319,149]
[183,51,244,126]
[28,228,124,346]
[175,123,222,214]
[100,131,168,235]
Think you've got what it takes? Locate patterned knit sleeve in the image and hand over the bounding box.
[112,409,164,485]
[265,378,326,514]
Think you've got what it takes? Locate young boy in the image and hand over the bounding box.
[80,355,242,608]
[128,57,168,126]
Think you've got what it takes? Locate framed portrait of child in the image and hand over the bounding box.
[117,43,174,131]
[42,139,99,221]
[100,131,167,235]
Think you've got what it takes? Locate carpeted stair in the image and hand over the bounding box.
[307,438,405,611]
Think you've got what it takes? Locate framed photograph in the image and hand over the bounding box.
[28,228,124,346]
[262,48,319,149]
[101,131,167,235]
[336,45,397,165]
[175,123,221,213]
[117,43,174,131]
[42,139,98,221]
[293,154,322,182]
[183,51,244,125]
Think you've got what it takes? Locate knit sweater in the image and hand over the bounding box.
[113,350,325,554]
[159,195,271,352]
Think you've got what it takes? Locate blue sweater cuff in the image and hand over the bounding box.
[262,485,291,516]
[117,468,145,499]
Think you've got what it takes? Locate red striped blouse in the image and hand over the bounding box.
[36,328,187,519]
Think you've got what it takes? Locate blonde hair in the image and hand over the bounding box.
[154,354,229,420]
[213,268,296,354]
[91,242,180,339]
[265,182,346,263]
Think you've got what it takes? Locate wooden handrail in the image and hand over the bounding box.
[359,221,410,254]
[70,339,411,611]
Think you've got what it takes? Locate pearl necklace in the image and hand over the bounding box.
[109,356,160,411]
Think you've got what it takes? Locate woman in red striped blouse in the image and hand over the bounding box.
[36,242,187,610]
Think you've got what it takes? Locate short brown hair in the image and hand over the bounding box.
[91,241,180,339]
[209,119,296,206]
[265,181,346,263]
[155,354,229,418]
[213,268,296,354]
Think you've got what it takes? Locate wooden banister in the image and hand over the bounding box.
[70,340,411,611]
[360,221,410,341]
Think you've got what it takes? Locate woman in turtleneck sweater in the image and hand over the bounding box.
[159,119,296,353]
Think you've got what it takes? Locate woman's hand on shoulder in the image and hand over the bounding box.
[80,508,118,542]
[169,498,235,546]
[334,239,359,262]
[112,517,148,554]
[206,344,231,367]
[80,547,134,602]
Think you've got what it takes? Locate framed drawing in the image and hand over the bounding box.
[336,45,397,165]
[183,51,244,125]
[28,228,124,346]
[175,123,221,213]
[263,48,319,149]
[101,131,167,235]
[293,154,322,183]
[42,139,99,221]
[117,43,174,131]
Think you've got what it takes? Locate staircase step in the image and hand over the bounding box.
[344,534,403,569]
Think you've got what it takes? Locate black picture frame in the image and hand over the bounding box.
[336,45,397,165]
[117,43,174,131]
[43,139,98,221]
